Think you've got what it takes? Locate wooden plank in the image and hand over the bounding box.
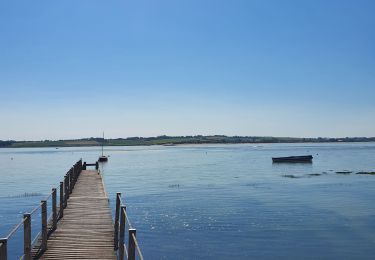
[39,170,116,260]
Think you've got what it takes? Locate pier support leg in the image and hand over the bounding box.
[52,188,57,230]
[64,174,69,201]
[114,192,121,250]
[41,200,47,252]
[69,169,73,194]
[128,229,136,260]
[119,206,126,260]
[0,238,7,260]
[24,214,31,260]
[72,166,75,189]
[59,182,64,218]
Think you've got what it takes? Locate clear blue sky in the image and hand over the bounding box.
[1,0,374,140]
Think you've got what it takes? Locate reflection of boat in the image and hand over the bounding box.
[272,155,313,163]
[98,132,108,162]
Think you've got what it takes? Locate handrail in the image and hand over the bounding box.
[124,243,129,259]
[27,185,58,217]
[114,193,143,260]
[44,190,53,201]
[31,231,41,247]
[29,205,40,216]
[4,217,26,240]
[0,159,83,260]
[47,209,53,220]
[117,195,133,228]
[132,234,144,260]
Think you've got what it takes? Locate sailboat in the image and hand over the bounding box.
[98,132,108,162]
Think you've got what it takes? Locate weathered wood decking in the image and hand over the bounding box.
[41,170,116,260]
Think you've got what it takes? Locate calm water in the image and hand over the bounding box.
[1,143,375,259]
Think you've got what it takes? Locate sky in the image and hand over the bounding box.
[0,0,374,140]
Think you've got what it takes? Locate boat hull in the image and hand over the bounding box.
[272,155,313,163]
[98,156,108,162]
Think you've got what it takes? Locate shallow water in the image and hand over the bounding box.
[1,143,375,259]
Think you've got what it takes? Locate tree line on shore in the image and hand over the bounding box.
[1,135,375,148]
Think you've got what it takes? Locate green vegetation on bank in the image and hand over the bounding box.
[1,135,375,148]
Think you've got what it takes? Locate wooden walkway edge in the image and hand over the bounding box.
[40,170,116,260]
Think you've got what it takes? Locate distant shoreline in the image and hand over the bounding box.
[1,135,375,148]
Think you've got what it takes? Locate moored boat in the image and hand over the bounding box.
[98,155,108,162]
[272,155,313,163]
[98,132,108,163]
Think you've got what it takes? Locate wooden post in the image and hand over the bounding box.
[119,206,126,260]
[69,169,73,194]
[76,162,79,178]
[74,164,77,183]
[114,192,121,250]
[74,166,77,186]
[74,166,76,186]
[68,171,71,194]
[83,162,87,170]
[59,181,64,218]
[128,229,136,260]
[72,166,75,188]
[41,200,47,251]
[0,238,7,260]
[52,188,57,230]
[23,213,31,260]
[65,173,70,200]
[70,167,73,188]
[95,161,99,170]
[75,163,78,179]
[78,160,82,175]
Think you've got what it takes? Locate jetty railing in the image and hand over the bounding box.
[0,160,83,260]
[114,193,144,260]
[83,161,99,170]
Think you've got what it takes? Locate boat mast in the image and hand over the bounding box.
[102,131,104,156]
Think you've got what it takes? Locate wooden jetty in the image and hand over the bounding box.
[0,160,143,260]
[39,169,115,259]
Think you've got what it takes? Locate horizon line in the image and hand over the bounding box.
[2,135,375,142]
